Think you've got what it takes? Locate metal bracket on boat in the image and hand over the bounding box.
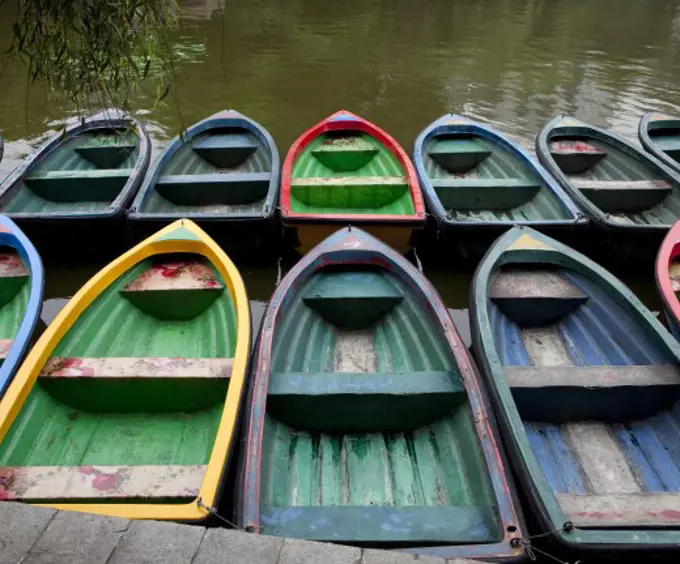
[196,497,245,531]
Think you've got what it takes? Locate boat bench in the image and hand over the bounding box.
[290,176,409,208]
[39,356,233,412]
[428,137,491,173]
[121,260,224,320]
[266,370,463,432]
[431,178,541,211]
[490,270,587,326]
[75,142,135,169]
[192,133,259,168]
[550,140,606,174]
[653,136,680,161]
[155,172,271,206]
[572,178,671,212]
[507,364,680,421]
[24,168,132,202]
[311,136,378,172]
[0,464,205,501]
[303,271,403,329]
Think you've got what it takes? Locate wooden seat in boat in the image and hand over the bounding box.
[572,178,672,212]
[550,140,606,174]
[155,172,271,206]
[290,176,409,208]
[75,142,135,169]
[303,271,403,329]
[311,136,378,172]
[121,260,224,320]
[431,178,541,210]
[490,270,587,326]
[24,169,132,202]
[0,464,205,501]
[428,137,491,173]
[267,370,462,432]
[192,133,259,168]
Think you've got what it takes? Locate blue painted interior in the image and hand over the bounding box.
[489,268,680,496]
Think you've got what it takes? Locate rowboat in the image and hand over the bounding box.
[413,114,584,235]
[128,110,280,254]
[471,226,680,557]
[639,112,680,173]
[0,109,150,258]
[536,116,680,232]
[656,220,680,339]
[0,219,250,521]
[280,111,426,254]
[0,215,43,399]
[237,227,525,561]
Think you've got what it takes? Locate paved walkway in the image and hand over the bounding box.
[0,503,487,564]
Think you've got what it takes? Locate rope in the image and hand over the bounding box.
[275,256,283,286]
[412,247,423,274]
[512,523,580,564]
[196,498,247,532]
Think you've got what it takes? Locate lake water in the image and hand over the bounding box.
[1,0,679,327]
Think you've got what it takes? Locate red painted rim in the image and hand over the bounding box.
[280,110,426,223]
[656,221,680,324]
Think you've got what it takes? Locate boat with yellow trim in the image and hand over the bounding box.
[0,219,250,522]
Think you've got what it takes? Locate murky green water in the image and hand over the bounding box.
[1,0,679,326]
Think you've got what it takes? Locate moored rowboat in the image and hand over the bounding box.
[0,219,250,521]
[639,112,680,174]
[0,109,150,257]
[656,220,680,339]
[0,215,43,400]
[471,226,680,558]
[280,111,426,254]
[414,114,584,235]
[537,116,680,232]
[128,110,280,253]
[237,227,526,561]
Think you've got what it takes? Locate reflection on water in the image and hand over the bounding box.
[1,0,677,322]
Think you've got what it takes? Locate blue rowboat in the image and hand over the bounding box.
[128,109,280,253]
[471,225,680,558]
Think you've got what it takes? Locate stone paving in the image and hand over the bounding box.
[0,503,489,564]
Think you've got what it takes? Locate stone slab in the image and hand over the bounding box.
[278,537,362,564]
[0,503,56,564]
[193,528,283,564]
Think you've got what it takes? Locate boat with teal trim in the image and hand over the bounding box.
[471,225,680,559]
[639,112,680,174]
[0,109,150,258]
[537,116,680,232]
[237,227,526,561]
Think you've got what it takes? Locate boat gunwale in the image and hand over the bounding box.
[236,226,526,562]
[413,113,586,230]
[0,214,44,399]
[0,109,151,220]
[470,225,680,553]
[128,109,281,222]
[639,112,680,174]
[280,110,426,226]
[0,218,251,522]
[656,220,680,333]
[536,115,680,232]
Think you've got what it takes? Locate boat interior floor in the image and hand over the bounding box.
[289,132,415,216]
[423,134,567,222]
[549,137,672,214]
[144,128,273,214]
[259,267,502,545]
[0,253,237,504]
[649,124,680,163]
[0,248,29,363]
[490,265,680,528]
[5,129,139,214]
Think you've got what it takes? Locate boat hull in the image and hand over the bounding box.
[471,226,680,558]
[656,220,680,341]
[0,219,250,521]
[237,227,526,561]
[639,112,680,174]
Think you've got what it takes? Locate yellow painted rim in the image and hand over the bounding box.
[0,219,251,521]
